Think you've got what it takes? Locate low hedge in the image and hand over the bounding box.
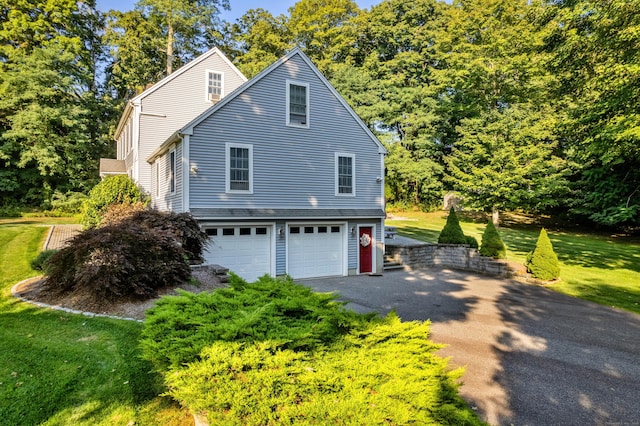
[141,276,483,425]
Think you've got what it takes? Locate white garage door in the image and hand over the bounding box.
[204,225,273,282]
[288,224,344,279]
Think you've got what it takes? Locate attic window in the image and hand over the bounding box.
[286,80,309,128]
[206,70,223,102]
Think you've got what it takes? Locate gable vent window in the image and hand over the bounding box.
[287,80,309,128]
[206,70,223,102]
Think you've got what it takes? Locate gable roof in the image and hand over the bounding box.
[114,47,247,140]
[147,47,386,163]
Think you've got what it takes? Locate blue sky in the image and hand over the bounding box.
[96,0,381,23]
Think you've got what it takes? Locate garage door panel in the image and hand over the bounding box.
[288,225,343,279]
[204,226,272,282]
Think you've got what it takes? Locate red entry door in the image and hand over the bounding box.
[359,226,373,274]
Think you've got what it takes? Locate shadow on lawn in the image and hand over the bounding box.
[491,280,640,425]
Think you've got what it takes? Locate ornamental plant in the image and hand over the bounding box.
[141,275,482,425]
[102,206,208,265]
[438,207,467,244]
[479,220,507,259]
[44,221,191,301]
[81,175,148,228]
[526,228,560,281]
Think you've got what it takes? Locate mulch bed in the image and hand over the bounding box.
[13,269,228,321]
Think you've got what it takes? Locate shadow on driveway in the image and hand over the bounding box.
[300,269,640,426]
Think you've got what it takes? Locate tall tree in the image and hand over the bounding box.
[0,0,114,205]
[347,0,447,209]
[441,0,569,223]
[224,8,291,78]
[136,0,230,75]
[544,0,640,228]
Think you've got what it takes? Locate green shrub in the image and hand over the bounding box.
[164,314,480,425]
[479,220,507,259]
[48,191,88,214]
[438,207,467,244]
[43,221,191,301]
[81,175,148,228]
[465,235,479,249]
[142,275,481,425]
[526,228,560,281]
[30,249,58,273]
[140,275,369,371]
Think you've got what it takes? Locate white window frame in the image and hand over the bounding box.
[286,80,310,128]
[169,149,176,194]
[225,142,253,194]
[205,69,224,102]
[154,160,159,197]
[335,152,356,196]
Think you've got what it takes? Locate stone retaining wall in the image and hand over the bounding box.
[386,242,513,277]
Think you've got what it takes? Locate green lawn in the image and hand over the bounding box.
[0,218,190,426]
[386,211,640,315]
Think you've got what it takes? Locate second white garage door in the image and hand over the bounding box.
[203,225,273,282]
[288,224,345,279]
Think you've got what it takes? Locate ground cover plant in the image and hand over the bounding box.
[0,218,191,425]
[142,274,482,425]
[386,210,640,314]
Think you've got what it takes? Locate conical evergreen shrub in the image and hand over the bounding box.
[438,207,467,244]
[526,228,560,281]
[479,220,506,259]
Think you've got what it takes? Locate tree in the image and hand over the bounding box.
[543,0,640,228]
[526,228,560,280]
[0,0,115,206]
[479,220,506,259]
[224,9,291,78]
[136,0,230,75]
[288,0,360,75]
[440,0,569,224]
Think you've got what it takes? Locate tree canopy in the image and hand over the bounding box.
[1,0,638,230]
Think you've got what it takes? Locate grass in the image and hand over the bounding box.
[386,210,640,315]
[0,218,191,426]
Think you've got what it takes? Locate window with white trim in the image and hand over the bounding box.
[286,80,309,127]
[335,153,355,196]
[226,143,253,193]
[206,70,224,102]
[169,149,176,194]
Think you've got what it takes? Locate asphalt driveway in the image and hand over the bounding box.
[300,268,640,426]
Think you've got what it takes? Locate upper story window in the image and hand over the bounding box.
[206,70,224,103]
[226,143,253,193]
[335,153,355,196]
[286,80,309,128]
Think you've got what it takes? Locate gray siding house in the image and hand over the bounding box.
[109,47,386,281]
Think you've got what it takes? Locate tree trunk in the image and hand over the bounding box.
[166,23,174,75]
[492,206,499,226]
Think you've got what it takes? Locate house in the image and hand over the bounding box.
[105,47,387,281]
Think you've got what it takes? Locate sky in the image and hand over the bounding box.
[95,0,381,22]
